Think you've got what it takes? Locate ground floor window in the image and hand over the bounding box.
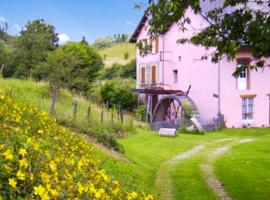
[242,97,254,120]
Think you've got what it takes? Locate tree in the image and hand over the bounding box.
[16,19,58,78]
[44,42,103,115]
[100,80,137,111]
[141,0,270,75]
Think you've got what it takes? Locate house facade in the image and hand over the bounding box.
[130,7,270,129]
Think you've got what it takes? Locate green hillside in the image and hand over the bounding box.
[98,43,136,67]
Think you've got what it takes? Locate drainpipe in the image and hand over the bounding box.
[218,61,221,117]
[159,34,165,86]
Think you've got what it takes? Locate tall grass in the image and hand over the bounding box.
[0,78,146,150]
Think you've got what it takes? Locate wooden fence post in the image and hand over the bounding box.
[73,98,78,121]
[101,109,104,123]
[8,88,13,97]
[87,106,91,122]
[120,108,124,124]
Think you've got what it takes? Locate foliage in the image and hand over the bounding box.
[135,105,146,121]
[181,102,193,119]
[42,42,103,114]
[92,36,113,49]
[99,60,136,80]
[143,0,270,75]
[113,34,130,43]
[0,94,153,199]
[124,52,130,60]
[15,19,58,78]
[100,80,137,111]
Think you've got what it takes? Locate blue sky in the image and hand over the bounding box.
[0,0,145,44]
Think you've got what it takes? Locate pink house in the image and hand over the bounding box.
[130,3,270,130]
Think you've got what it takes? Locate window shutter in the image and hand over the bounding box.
[155,35,159,53]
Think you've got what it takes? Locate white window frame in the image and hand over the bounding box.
[242,97,254,122]
[237,59,249,90]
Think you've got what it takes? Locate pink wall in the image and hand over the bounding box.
[136,8,270,128]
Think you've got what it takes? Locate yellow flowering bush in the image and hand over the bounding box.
[0,94,153,200]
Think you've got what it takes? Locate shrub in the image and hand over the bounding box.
[182,102,193,119]
[136,105,147,121]
[0,94,153,199]
[100,80,137,112]
[124,52,129,60]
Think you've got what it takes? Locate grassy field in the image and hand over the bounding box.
[91,128,270,200]
[1,78,270,200]
[98,43,136,67]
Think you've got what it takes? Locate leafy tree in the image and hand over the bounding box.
[113,34,130,43]
[92,36,113,49]
[0,23,9,42]
[15,19,58,78]
[99,60,136,80]
[100,80,137,111]
[141,0,270,75]
[43,42,103,115]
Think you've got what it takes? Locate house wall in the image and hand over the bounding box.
[135,8,270,128]
[220,53,270,128]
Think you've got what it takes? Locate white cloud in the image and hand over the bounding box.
[13,24,20,31]
[0,16,6,22]
[58,33,70,45]
[126,21,134,26]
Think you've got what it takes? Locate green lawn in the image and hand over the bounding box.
[96,128,270,200]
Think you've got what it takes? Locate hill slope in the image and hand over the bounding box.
[0,93,153,199]
[98,43,136,67]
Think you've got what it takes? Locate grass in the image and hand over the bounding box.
[214,129,270,200]
[98,43,136,67]
[0,78,138,127]
[1,78,270,199]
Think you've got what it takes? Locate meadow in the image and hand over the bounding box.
[0,79,270,200]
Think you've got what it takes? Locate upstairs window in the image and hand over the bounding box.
[141,67,146,84]
[155,35,159,53]
[173,70,178,83]
[151,65,157,84]
[242,97,254,120]
[237,59,250,90]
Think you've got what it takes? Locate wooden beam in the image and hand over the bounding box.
[240,94,257,98]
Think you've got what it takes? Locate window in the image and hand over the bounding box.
[242,97,254,120]
[141,67,146,84]
[155,35,159,53]
[151,65,157,84]
[237,59,250,90]
[149,37,153,53]
[173,70,178,83]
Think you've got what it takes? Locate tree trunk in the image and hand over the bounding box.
[50,86,58,116]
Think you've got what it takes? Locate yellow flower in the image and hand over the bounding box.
[95,188,105,199]
[34,185,49,200]
[37,129,44,134]
[19,158,28,168]
[16,170,25,181]
[77,183,84,194]
[30,173,34,181]
[0,144,5,151]
[8,178,17,189]
[19,148,27,156]
[3,149,13,160]
[49,161,57,172]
